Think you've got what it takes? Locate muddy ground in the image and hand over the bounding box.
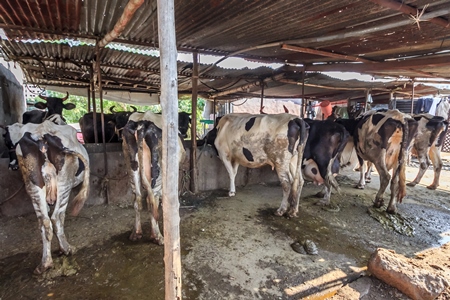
[1,160,450,300]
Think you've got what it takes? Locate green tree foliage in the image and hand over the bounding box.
[27,91,206,139]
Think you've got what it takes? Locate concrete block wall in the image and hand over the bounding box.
[0,144,280,217]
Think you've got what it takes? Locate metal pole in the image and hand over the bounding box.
[157,0,182,298]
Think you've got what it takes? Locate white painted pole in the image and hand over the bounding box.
[157,0,182,299]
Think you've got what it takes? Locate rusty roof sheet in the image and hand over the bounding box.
[1,0,450,102]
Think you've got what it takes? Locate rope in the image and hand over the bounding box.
[0,183,25,205]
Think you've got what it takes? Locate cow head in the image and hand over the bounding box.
[35,92,76,117]
[178,112,191,138]
[110,106,138,141]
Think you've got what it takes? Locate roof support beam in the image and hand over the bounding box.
[281,44,438,78]
[305,55,450,72]
[282,44,376,63]
[211,73,285,98]
[369,0,450,28]
[98,0,144,48]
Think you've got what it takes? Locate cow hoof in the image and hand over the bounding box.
[129,231,143,241]
[55,246,74,256]
[386,207,397,214]
[315,199,330,206]
[406,182,417,187]
[355,184,365,189]
[34,263,53,275]
[275,208,286,217]
[151,236,164,246]
[228,191,236,197]
[365,179,371,183]
[287,210,298,218]
[314,191,325,198]
[426,185,437,190]
[373,201,384,209]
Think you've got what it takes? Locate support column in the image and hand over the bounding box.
[190,51,199,193]
[157,0,183,298]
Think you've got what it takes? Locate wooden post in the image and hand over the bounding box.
[157,0,182,299]
[411,79,415,114]
[301,68,306,117]
[87,87,91,112]
[190,51,199,193]
[90,65,98,143]
[213,98,216,123]
[96,45,108,204]
[364,89,370,112]
[260,79,264,112]
[388,91,396,109]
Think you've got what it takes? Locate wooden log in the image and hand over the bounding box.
[368,248,447,300]
[157,0,183,298]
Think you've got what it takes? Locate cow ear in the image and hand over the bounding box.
[34,102,47,110]
[64,103,76,110]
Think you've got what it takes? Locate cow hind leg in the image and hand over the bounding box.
[315,185,332,206]
[356,156,366,189]
[365,162,373,183]
[51,186,73,256]
[147,194,163,245]
[386,170,400,214]
[220,157,239,197]
[427,145,442,190]
[373,160,391,209]
[275,168,293,217]
[129,170,144,241]
[407,149,429,187]
[31,189,54,274]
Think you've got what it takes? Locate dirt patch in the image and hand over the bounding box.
[1,163,450,299]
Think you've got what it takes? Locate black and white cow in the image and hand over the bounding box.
[302,119,350,205]
[5,120,90,274]
[122,111,186,245]
[79,106,138,143]
[214,113,309,217]
[338,110,418,214]
[407,113,448,190]
[22,92,76,124]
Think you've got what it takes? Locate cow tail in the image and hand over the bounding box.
[292,119,309,203]
[70,152,90,216]
[397,119,409,203]
[136,124,158,219]
[328,129,350,193]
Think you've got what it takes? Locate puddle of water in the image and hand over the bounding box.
[437,232,450,246]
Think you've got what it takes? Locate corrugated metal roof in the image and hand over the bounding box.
[1,0,449,102]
